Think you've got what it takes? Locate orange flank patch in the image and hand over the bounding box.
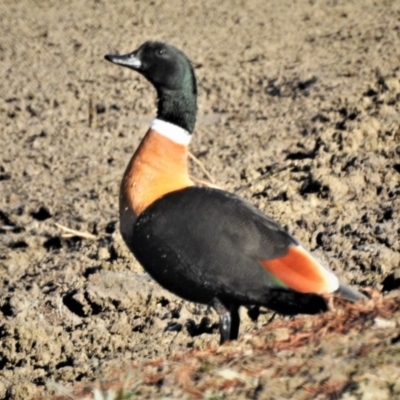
[260,246,339,294]
[120,129,194,216]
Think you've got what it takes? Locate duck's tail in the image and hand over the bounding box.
[336,282,368,302]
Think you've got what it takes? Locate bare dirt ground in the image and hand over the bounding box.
[1,0,400,399]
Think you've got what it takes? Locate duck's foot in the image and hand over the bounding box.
[211,298,240,344]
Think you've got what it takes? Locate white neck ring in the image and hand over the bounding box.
[151,118,192,145]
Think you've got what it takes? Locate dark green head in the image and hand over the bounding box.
[105,41,197,133]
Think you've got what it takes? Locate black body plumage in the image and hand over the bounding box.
[131,187,328,315]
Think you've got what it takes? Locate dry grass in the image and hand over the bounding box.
[42,293,400,400]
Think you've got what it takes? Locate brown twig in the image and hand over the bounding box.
[190,175,222,189]
[54,223,97,240]
[189,152,216,183]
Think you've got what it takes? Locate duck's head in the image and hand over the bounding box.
[105,41,197,133]
[105,41,196,94]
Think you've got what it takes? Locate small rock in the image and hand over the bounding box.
[373,318,396,329]
[98,246,110,260]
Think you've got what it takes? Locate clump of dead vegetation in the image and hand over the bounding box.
[42,292,400,400]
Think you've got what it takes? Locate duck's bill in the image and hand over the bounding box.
[104,52,141,69]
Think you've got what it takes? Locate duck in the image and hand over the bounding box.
[104,41,366,344]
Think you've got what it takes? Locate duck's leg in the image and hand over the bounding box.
[212,298,240,344]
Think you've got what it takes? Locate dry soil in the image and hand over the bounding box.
[1,0,400,399]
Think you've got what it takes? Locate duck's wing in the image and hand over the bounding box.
[131,186,365,305]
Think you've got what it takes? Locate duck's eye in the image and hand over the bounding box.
[157,48,165,56]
